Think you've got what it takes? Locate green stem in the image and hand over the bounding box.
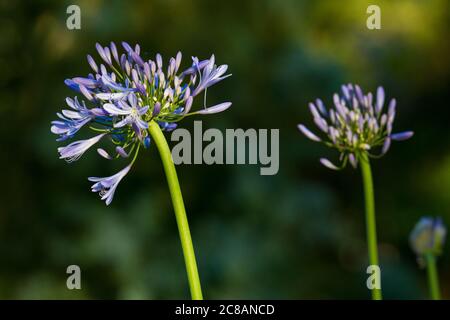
[148,121,203,300]
[359,153,382,300]
[425,252,441,300]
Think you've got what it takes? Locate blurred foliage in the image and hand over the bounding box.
[0,0,449,299]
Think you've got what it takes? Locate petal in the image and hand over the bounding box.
[355,85,364,104]
[110,42,119,63]
[152,102,161,117]
[61,110,82,119]
[184,96,193,114]
[381,137,391,155]
[138,105,149,115]
[348,153,358,168]
[65,79,80,91]
[156,53,163,69]
[313,116,328,133]
[131,51,144,67]
[59,133,105,162]
[341,84,351,100]
[176,51,182,69]
[376,86,385,113]
[136,118,149,129]
[194,102,232,115]
[51,125,67,135]
[114,116,131,128]
[90,108,107,116]
[116,146,129,158]
[143,62,151,80]
[97,148,112,160]
[101,75,135,92]
[143,136,151,149]
[128,93,138,108]
[103,103,131,115]
[308,103,321,119]
[122,41,133,52]
[388,99,396,118]
[72,77,98,88]
[297,124,321,142]
[65,97,76,109]
[96,92,129,100]
[315,98,328,116]
[79,85,94,101]
[213,64,228,78]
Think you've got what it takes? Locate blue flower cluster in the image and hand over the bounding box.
[298,84,413,169]
[51,42,231,204]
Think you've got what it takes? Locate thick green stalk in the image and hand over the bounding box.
[359,153,382,300]
[425,252,441,300]
[148,121,203,300]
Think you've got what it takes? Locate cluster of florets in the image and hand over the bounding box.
[51,42,231,204]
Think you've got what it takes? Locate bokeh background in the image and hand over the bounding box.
[0,0,449,299]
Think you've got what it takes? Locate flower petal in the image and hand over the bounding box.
[152,102,161,117]
[348,153,358,168]
[116,146,129,158]
[381,137,391,155]
[376,86,385,114]
[114,116,131,128]
[184,96,193,114]
[96,92,129,101]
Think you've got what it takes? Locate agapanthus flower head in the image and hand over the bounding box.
[298,84,413,170]
[410,217,446,261]
[52,42,232,204]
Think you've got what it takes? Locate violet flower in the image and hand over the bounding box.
[410,217,446,300]
[410,217,446,259]
[297,84,414,300]
[298,84,413,169]
[88,164,132,206]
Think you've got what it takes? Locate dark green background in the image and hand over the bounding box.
[0,0,449,299]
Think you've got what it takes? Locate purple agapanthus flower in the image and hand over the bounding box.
[52,42,232,204]
[298,84,413,170]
